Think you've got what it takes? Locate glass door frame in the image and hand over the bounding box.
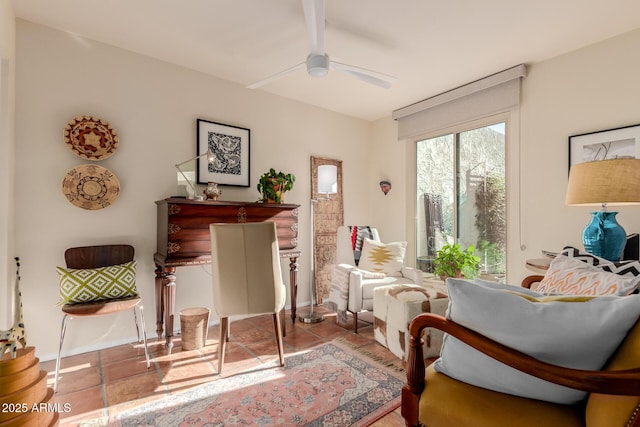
[405,111,519,282]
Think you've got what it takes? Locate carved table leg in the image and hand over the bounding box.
[156,266,176,354]
[163,267,176,354]
[289,256,299,323]
[154,265,165,341]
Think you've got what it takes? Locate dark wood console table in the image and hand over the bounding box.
[154,198,300,353]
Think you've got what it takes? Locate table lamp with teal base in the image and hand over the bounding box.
[566,158,640,262]
[582,211,627,262]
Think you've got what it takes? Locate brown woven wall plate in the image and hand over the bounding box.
[61,164,120,210]
[63,116,119,160]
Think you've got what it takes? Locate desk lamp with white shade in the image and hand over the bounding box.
[175,149,215,201]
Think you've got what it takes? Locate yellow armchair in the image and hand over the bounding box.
[401,312,640,427]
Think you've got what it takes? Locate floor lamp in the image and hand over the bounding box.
[299,164,338,323]
[175,149,215,200]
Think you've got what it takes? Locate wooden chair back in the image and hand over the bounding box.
[65,245,134,269]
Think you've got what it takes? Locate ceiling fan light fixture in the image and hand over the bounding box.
[247,0,395,89]
[306,54,329,77]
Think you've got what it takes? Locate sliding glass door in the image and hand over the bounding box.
[416,122,506,280]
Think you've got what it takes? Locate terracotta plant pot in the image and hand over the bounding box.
[257,169,295,204]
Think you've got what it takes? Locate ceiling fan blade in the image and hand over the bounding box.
[246,62,306,89]
[303,0,325,55]
[331,61,397,89]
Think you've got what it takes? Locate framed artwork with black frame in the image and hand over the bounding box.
[568,123,640,172]
[196,119,250,187]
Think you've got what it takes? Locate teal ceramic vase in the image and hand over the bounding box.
[582,211,626,261]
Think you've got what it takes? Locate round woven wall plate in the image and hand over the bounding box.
[61,164,120,210]
[63,115,119,160]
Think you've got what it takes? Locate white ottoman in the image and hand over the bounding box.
[373,280,448,360]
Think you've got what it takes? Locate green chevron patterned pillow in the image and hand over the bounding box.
[56,260,138,305]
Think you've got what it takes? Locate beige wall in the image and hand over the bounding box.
[0,0,15,329]
[368,118,407,242]
[14,20,374,359]
[12,16,640,359]
[515,28,640,280]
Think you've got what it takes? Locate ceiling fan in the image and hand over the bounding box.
[247,0,396,90]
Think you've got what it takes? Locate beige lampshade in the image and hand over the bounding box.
[566,158,640,206]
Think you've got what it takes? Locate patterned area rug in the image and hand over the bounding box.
[108,340,404,426]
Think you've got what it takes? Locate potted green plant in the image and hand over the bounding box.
[257,168,295,203]
[433,243,481,280]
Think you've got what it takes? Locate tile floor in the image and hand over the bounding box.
[42,306,406,426]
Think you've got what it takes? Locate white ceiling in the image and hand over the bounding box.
[11,0,640,122]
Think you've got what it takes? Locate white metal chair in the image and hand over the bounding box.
[54,244,150,392]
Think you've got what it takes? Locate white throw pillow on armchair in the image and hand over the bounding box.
[358,238,407,277]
